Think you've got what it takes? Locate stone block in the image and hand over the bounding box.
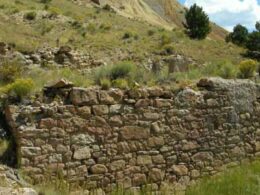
[120,126,150,140]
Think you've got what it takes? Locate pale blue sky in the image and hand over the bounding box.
[178,0,260,31]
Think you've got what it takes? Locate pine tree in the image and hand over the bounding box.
[185,4,211,39]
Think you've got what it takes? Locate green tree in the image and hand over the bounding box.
[246,31,260,52]
[255,21,260,32]
[185,4,211,39]
[226,24,249,46]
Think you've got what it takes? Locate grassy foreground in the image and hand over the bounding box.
[186,160,260,195]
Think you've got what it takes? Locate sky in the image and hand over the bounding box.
[178,0,260,31]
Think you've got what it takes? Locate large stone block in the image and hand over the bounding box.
[120,126,150,140]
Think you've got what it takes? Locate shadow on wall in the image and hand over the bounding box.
[0,111,17,167]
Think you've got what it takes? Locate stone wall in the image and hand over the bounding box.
[5,78,260,192]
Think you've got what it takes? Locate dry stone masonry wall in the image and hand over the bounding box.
[5,78,260,192]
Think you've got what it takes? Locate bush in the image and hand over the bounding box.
[237,60,257,79]
[0,60,23,84]
[122,32,133,39]
[112,79,129,89]
[185,4,211,39]
[94,66,112,84]
[218,62,237,79]
[110,62,135,80]
[0,79,35,99]
[24,11,37,20]
[147,30,155,36]
[162,44,175,55]
[94,62,136,87]
[160,34,172,46]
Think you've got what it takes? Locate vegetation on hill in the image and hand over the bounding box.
[227,22,260,61]
[0,0,243,65]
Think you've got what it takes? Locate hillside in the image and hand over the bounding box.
[86,0,228,40]
[0,0,243,70]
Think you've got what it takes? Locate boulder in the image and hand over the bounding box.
[45,79,74,89]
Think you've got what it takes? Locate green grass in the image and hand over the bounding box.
[186,160,260,195]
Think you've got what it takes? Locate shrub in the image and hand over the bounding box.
[160,34,172,46]
[0,78,34,100]
[0,60,23,84]
[237,60,257,79]
[122,32,133,39]
[24,11,37,20]
[112,79,129,89]
[218,62,237,79]
[162,44,175,55]
[94,66,112,84]
[110,62,135,80]
[100,78,111,90]
[9,78,35,99]
[185,4,211,39]
[94,62,136,87]
[147,29,155,36]
[103,4,112,11]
